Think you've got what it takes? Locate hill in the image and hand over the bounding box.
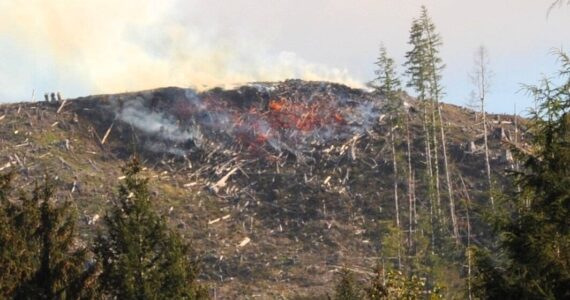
[0,80,523,298]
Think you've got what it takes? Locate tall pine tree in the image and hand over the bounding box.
[418,7,458,241]
[404,14,439,253]
[372,45,404,269]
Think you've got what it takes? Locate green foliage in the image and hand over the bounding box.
[418,6,445,101]
[404,6,444,102]
[404,17,428,101]
[372,45,401,102]
[334,269,362,300]
[473,51,570,299]
[379,222,403,270]
[332,265,445,300]
[366,266,444,300]
[95,158,208,299]
[0,173,96,299]
[372,45,405,135]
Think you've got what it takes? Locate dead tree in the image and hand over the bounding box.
[435,99,458,241]
[389,123,402,269]
[470,45,494,210]
[422,99,436,250]
[459,175,474,300]
[430,100,442,220]
[405,109,417,252]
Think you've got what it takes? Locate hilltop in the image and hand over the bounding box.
[0,80,523,298]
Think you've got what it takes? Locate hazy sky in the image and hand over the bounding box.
[0,0,568,113]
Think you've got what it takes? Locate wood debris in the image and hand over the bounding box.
[56,99,68,114]
[238,237,251,248]
[101,122,114,145]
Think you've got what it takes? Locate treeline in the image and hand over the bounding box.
[333,5,570,300]
[0,158,208,299]
[363,6,485,298]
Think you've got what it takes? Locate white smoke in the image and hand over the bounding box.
[0,0,363,101]
[117,98,204,146]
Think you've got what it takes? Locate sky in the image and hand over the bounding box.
[0,0,568,114]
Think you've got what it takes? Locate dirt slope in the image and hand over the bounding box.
[0,80,523,298]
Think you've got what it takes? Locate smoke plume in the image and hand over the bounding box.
[0,0,362,100]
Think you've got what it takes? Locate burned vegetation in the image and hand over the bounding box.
[0,80,523,298]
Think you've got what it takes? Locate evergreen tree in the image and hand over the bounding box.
[334,269,361,300]
[365,265,444,300]
[95,158,207,299]
[473,51,570,299]
[365,265,388,300]
[372,45,404,269]
[404,18,429,102]
[418,6,458,242]
[372,45,401,102]
[0,174,96,299]
[0,172,20,297]
[403,8,464,296]
[404,13,439,253]
[379,222,404,271]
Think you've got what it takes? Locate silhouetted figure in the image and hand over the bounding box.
[50,92,56,102]
[44,93,49,102]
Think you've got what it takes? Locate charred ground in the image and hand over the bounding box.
[0,80,523,298]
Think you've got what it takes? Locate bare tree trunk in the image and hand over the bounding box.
[391,125,401,230]
[514,103,524,205]
[436,103,459,241]
[412,171,417,229]
[422,101,436,252]
[390,122,402,269]
[405,112,415,252]
[514,103,518,157]
[459,175,473,300]
[424,26,459,242]
[430,102,443,221]
[482,100,493,209]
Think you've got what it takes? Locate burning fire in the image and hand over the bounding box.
[118,83,380,158]
[269,100,285,112]
[267,98,346,132]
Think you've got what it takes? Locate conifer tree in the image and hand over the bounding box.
[95,158,207,299]
[473,51,570,299]
[365,265,444,299]
[405,6,460,248]
[372,45,401,101]
[0,174,96,299]
[372,45,404,268]
[418,6,458,242]
[404,15,438,252]
[334,269,361,300]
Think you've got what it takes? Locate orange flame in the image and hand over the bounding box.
[269,100,285,111]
